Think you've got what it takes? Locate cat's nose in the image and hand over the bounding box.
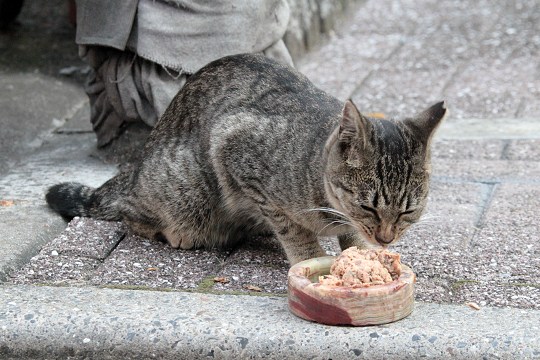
[375,230,393,245]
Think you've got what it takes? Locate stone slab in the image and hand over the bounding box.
[298,33,402,100]
[350,68,455,120]
[442,57,538,119]
[398,183,540,309]
[283,0,360,61]
[55,101,93,134]
[9,253,100,286]
[0,134,117,201]
[6,217,124,286]
[480,184,540,228]
[45,217,126,260]
[89,234,227,290]
[505,139,540,160]
[476,0,540,61]
[298,0,540,123]
[376,0,501,71]
[209,236,340,295]
[435,118,540,140]
[345,0,432,36]
[432,159,540,183]
[212,236,290,294]
[0,73,86,174]
[393,181,486,304]
[0,133,116,282]
[431,139,506,160]
[452,281,540,310]
[1,285,539,359]
[469,184,540,285]
[518,100,540,119]
[0,203,66,282]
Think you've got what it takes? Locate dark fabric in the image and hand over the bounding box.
[75,0,293,147]
[83,47,187,147]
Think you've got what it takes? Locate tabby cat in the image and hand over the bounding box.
[46,54,447,265]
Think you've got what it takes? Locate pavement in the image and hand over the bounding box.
[1,0,540,358]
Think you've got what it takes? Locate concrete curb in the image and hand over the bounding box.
[1,285,539,359]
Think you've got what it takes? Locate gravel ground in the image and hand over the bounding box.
[298,0,540,120]
[5,0,540,310]
[9,148,540,309]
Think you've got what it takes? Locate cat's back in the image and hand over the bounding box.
[154,54,342,136]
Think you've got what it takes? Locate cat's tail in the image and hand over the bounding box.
[45,173,128,221]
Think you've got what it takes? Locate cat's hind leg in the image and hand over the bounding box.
[125,218,196,250]
[161,227,196,250]
[124,219,162,242]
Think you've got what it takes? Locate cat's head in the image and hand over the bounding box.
[324,100,447,247]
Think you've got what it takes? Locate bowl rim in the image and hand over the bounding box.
[288,255,415,297]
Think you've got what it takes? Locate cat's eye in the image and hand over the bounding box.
[398,209,417,223]
[361,205,381,221]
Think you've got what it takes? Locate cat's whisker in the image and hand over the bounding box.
[411,222,437,230]
[410,218,442,230]
[302,207,350,221]
[317,219,353,236]
[415,213,441,226]
[417,218,440,225]
[419,212,440,220]
[316,219,352,237]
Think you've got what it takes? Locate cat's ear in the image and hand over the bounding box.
[405,101,448,144]
[339,99,370,148]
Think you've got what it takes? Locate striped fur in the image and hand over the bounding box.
[45,54,446,264]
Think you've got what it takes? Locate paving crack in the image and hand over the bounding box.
[467,181,499,248]
[102,230,128,260]
[499,140,512,160]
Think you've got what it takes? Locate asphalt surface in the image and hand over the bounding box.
[1,0,539,358]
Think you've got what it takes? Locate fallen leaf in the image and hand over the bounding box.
[147,267,158,271]
[0,200,15,207]
[465,302,481,310]
[244,284,262,292]
[213,276,230,284]
[366,112,386,119]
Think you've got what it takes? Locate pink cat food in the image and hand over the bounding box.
[319,247,402,287]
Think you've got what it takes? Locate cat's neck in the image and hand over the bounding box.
[320,126,345,214]
[322,126,340,164]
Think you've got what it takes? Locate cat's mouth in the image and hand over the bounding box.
[355,225,387,248]
[348,221,398,248]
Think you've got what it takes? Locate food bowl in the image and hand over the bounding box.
[288,256,415,326]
